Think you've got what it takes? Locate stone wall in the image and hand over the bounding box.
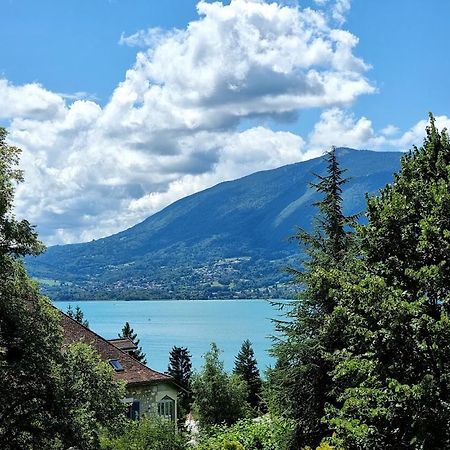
[125,382,178,422]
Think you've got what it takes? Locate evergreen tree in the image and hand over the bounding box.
[267,147,356,447]
[325,115,450,448]
[66,304,89,327]
[234,339,262,410]
[168,346,193,417]
[118,321,147,364]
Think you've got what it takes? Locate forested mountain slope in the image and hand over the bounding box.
[27,148,402,300]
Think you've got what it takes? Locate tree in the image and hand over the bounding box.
[118,321,146,364]
[167,346,192,417]
[57,342,126,449]
[67,304,89,327]
[0,126,60,449]
[325,116,450,448]
[267,147,357,447]
[0,127,44,258]
[0,127,125,450]
[234,339,262,410]
[191,343,248,427]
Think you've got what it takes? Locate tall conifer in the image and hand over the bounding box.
[234,339,262,410]
[168,346,193,417]
[268,147,356,447]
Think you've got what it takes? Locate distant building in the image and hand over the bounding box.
[108,337,138,356]
[60,312,180,423]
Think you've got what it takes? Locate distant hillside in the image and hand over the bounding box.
[27,148,402,300]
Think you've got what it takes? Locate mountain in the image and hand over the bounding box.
[27,148,403,300]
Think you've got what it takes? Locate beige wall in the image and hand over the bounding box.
[126,381,178,421]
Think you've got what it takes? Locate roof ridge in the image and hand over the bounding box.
[60,309,172,381]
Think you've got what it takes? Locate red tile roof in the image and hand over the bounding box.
[60,312,173,386]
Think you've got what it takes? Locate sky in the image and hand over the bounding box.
[2,0,450,245]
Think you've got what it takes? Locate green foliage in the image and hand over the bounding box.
[192,343,249,427]
[57,342,126,449]
[100,417,186,450]
[196,416,295,450]
[324,115,450,448]
[234,339,262,411]
[302,443,334,450]
[168,346,193,417]
[0,127,125,450]
[67,304,90,327]
[0,127,44,257]
[267,147,357,447]
[0,261,65,449]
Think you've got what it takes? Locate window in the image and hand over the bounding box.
[109,359,124,371]
[157,396,175,421]
[128,400,140,420]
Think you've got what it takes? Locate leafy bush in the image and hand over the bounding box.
[100,417,186,450]
[302,442,334,450]
[196,416,295,450]
[192,343,249,426]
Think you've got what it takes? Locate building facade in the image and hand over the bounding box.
[60,312,180,422]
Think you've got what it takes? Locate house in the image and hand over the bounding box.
[60,311,180,423]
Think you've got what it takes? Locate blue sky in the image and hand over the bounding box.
[2,0,449,243]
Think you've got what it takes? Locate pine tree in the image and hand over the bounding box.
[234,339,262,410]
[168,346,193,417]
[66,304,89,327]
[118,321,147,364]
[267,147,357,447]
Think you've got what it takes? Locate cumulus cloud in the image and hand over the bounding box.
[307,107,450,155]
[307,107,385,153]
[314,0,351,25]
[0,79,65,121]
[5,0,376,244]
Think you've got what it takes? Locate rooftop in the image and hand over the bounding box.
[60,312,172,386]
[108,337,138,352]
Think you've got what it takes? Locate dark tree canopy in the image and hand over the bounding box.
[234,339,262,410]
[268,117,450,449]
[168,346,193,417]
[0,127,125,450]
[267,146,357,447]
[118,321,147,364]
[325,115,450,448]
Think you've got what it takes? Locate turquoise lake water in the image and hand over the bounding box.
[55,300,283,374]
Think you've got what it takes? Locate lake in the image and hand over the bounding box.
[55,299,284,374]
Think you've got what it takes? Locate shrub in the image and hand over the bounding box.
[100,417,186,450]
[197,416,295,450]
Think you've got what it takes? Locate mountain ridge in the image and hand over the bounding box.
[27,148,403,300]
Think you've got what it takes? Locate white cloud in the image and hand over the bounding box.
[0,79,65,120]
[119,27,180,48]
[307,108,385,153]
[314,0,351,25]
[307,108,450,155]
[4,0,375,244]
[390,115,450,149]
[380,124,399,136]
